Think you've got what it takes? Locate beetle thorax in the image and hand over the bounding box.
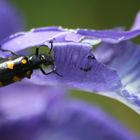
[28,54,44,69]
[28,54,54,69]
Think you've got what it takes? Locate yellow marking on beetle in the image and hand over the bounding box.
[13,76,20,82]
[0,81,3,86]
[7,61,14,69]
[21,59,27,64]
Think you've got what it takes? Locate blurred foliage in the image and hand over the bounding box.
[12,0,140,29]
[12,0,140,134]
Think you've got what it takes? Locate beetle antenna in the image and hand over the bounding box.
[48,40,53,54]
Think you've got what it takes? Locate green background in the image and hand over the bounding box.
[12,0,140,134]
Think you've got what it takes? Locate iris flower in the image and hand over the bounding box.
[2,12,140,114]
[0,1,139,140]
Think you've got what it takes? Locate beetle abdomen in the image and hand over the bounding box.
[0,56,32,87]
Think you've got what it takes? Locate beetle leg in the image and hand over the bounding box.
[39,66,62,77]
[35,40,53,56]
[0,48,18,56]
[48,40,53,54]
[35,47,39,56]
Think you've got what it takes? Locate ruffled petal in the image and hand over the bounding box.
[77,12,140,44]
[76,29,140,44]
[95,41,140,114]
[1,27,84,52]
[0,83,138,140]
[131,11,140,30]
[29,42,122,93]
[0,11,140,114]
[2,26,140,54]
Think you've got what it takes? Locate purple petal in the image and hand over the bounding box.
[0,26,123,107]
[2,26,140,52]
[77,11,140,44]
[77,29,140,44]
[0,82,64,121]
[1,27,84,52]
[131,11,140,30]
[0,83,138,140]
[29,42,122,93]
[1,11,140,114]
[0,0,24,41]
[1,10,140,52]
[95,41,140,114]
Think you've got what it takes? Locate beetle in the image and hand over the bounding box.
[0,41,61,87]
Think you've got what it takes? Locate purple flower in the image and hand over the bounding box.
[0,0,24,41]
[0,83,138,140]
[0,2,139,140]
[1,12,140,114]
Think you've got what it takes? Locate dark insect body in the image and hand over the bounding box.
[0,41,60,87]
[80,55,95,72]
